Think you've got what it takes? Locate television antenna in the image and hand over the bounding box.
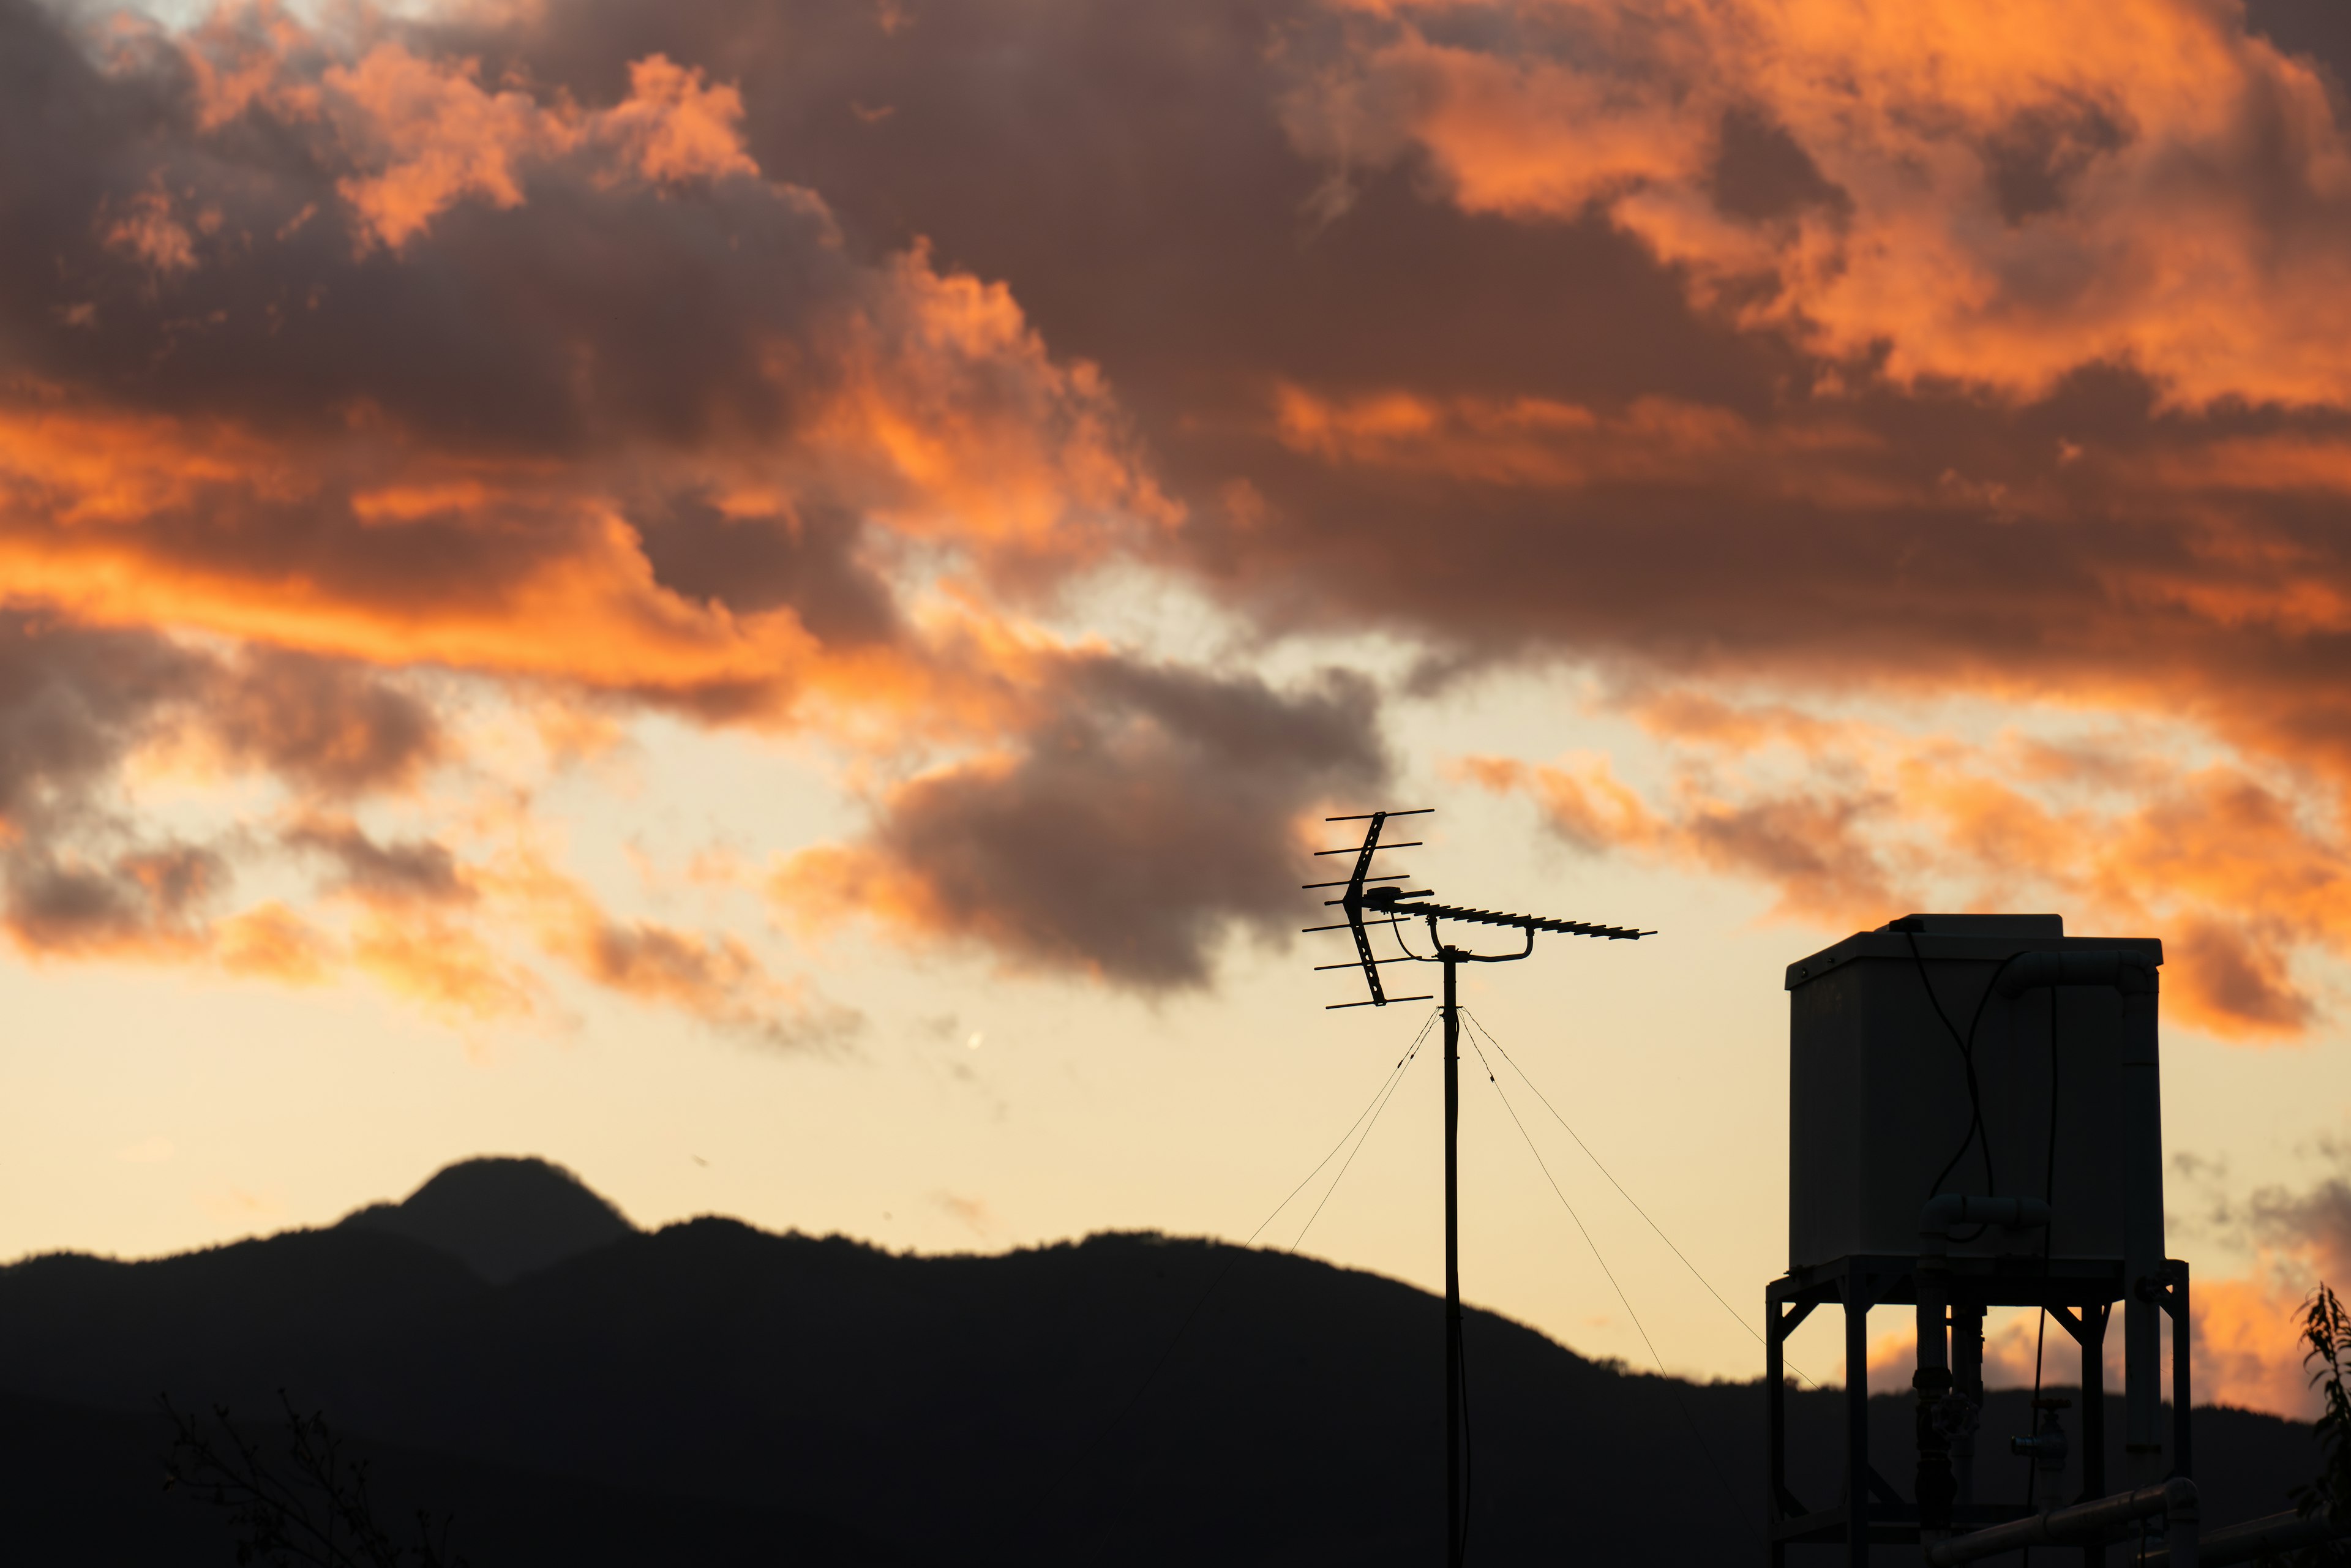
[1303,807,1651,1568]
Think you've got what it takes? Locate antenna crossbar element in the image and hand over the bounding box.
[1373,896,1653,942]
[1327,890,1432,906]
[1310,840,1422,856]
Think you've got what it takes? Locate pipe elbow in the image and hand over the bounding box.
[1995,950,2158,997]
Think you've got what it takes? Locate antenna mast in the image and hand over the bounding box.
[1305,808,1652,1567]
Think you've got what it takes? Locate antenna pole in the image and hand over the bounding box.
[1442,944,1463,1568]
[1303,805,1650,1564]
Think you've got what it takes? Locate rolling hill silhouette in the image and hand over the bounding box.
[0,1157,2320,1564]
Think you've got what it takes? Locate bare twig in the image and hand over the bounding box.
[160,1392,468,1567]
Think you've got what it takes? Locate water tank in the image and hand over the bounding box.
[1785,914,2158,1270]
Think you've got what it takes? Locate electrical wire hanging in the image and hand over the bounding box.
[1460,1008,1819,1392]
[1461,1026,1761,1545]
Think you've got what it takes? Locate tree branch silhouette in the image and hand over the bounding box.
[160,1392,468,1568]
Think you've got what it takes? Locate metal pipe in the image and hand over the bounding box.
[1952,1301,1985,1507]
[1442,947,1463,1568]
[2119,973,2165,1488]
[1916,1198,2051,1539]
[1993,951,2147,996]
[2132,1508,2342,1566]
[1924,1479,2197,1567]
[1916,1232,1954,1542]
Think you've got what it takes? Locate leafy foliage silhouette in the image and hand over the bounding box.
[2284,1283,2351,1565]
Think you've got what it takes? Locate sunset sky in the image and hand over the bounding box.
[7,0,2351,1418]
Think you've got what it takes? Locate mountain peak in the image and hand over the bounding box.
[339,1156,634,1284]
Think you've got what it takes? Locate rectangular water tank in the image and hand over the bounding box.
[1785,914,2159,1270]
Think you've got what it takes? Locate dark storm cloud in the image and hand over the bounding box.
[0,609,449,953]
[630,493,898,642]
[0,612,224,953]
[212,649,443,797]
[432,0,1785,421]
[0,612,206,828]
[1,841,225,956]
[420,0,2351,728]
[283,817,472,905]
[12,0,2351,1026]
[776,658,1388,989]
[402,0,2351,1031]
[0,0,849,454]
[0,0,1160,710]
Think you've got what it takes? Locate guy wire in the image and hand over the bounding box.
[1462,1026,1760,1544]
[1461,1008,1818,1391]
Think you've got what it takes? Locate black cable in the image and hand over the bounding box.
[1905,929,2002,1203]
[1390,912,1431,962]
[1463,1027,1761,1545]
[1461,1008,1821,1392]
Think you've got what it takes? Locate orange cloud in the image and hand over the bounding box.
[214,900,337,985]
[1283,0,2351,407]
[490,844,857,1047]
[2194,1267,2321,1417]
[24,0,2351,1065]
[351,909,544,1023]
[179,16,772,255]
[1463,697,2351,1040]
[324,43,576,250]
[812,244,1184,568]
[598,54,762,185]
[1269,385,1893,499]
[100,183,201,274]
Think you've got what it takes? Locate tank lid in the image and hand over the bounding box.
[1883,913,2064,937]
[1786,917,2160,990]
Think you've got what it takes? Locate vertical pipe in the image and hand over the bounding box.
[2172,1262,2192,1480]
[1954,1300,1985,1507]
[2082,1304,2107,1568]
[1443,950,1462,1568]
[2120,972,2164,1490]
[1768,1295,1787,1544]
[1917,1245,1954,1543]
[1845,1265,1869,1568]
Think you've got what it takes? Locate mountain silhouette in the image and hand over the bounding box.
[337,1155,635,1283]
[0,1157,2320,1564]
